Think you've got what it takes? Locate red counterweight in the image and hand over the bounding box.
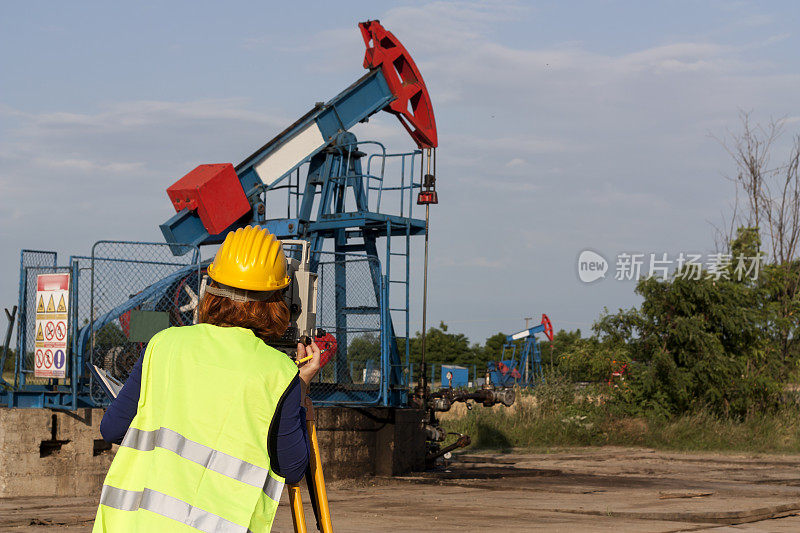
[359,20,438,149]
[167,163,251,235]
[541,314,554,342]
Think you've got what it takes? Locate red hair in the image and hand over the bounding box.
[197,287,289,343]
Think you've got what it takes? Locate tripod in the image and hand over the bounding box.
[288,419,333,533]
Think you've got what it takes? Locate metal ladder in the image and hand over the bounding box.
[368,150,420,388]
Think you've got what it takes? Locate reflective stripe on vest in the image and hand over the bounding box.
[100,485,249,533]
[120,426,285,501]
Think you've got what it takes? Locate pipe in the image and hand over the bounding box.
[427,386,516,411]
[418,149,432,407]
[426,433,471,464]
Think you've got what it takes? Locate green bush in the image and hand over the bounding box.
[442,379,800,453]
[558,338,630,383]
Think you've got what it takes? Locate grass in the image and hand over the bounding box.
[440,384,800,454]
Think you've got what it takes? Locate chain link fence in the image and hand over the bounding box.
[88,241,200,405]
[311,252,384,405]
[15,242,392,409]
[17,250,61,387]
[17,241,386,406]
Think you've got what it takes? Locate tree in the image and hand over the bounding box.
[718,113,800,263]
[481,332,509,364]
[348,333,380,365]
[599,255,780,418]
[717,113,800,365]
[541,113,799,417]
[549,329,582,364]
[400,322,481,370]
[1,345,15,373]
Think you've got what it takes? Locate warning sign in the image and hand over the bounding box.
[34,273,70,379]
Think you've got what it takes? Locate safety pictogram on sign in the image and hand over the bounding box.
[57,295,67,313]
[44,321,55,341]
[54,349,65,369]
[46,295,55,313]
[36,324,44,341]
[36,349,44,367]
[37,296,45,313]
[44,349,53,369]
[54,321,66,341]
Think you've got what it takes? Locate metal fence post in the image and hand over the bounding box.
[15,251,25,390]
[70,260,79,410]
[381,274,389,406]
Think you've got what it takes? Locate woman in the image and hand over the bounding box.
[93,225,321,532]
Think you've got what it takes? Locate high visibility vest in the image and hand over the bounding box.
[93,324,299,533]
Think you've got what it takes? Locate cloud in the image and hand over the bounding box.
[381,0,532,46]
[617,42,733,72]
[452,134,570,155]
[0,98,286,175]
[3,98,282,134]
[383,5,724,72]
[0,98,289,272]
[32,157,144,174]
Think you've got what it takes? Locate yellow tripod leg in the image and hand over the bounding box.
[307,420,333,533]
[288,484,308,533]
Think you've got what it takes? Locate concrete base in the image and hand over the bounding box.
[314,407,426,479]
[0,407,425,497]
[0,408,113,498]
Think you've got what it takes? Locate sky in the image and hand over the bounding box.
[1,1,800,345]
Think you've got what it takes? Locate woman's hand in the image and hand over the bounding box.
[296,341,321,387]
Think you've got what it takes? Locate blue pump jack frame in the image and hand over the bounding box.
[290,137,422,407]
[494,324,547,388]
[160,68,397,251]
[158,66,426,408]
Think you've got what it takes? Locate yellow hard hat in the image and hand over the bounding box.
[207,225,291,291]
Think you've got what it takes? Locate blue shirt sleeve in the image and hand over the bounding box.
[271,376,310,484]
[99,348,144,444]
[99,346,310,484]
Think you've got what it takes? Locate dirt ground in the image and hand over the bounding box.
[4,447,800,532]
